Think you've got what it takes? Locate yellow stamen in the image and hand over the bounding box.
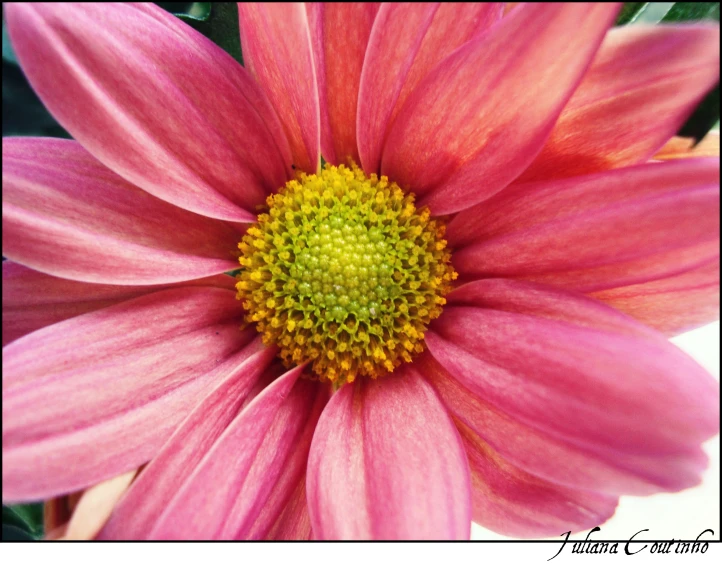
[236,163,456,384]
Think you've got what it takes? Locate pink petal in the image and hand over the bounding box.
[241,416,321,541]
[264,474,312,541]
[458,419,618,538]
[590,258,720,337]
[423,351,709,496]
[2,287,264,502]
[307,364,471,540]
[381,3,619,215]
[2,138,242,285]
[448,159,720,292]
[387,4,504,135]
[358,3,503,174]
[449,157,719,246]
[517,24,721,183]
[5,3,292,222]
[2,261,235,346]
[306,3,380,165]
[99,351,278,539]
[426,279,718,480]
[356,3,438,174]
[238,3,319,173]
[147,366,327,539]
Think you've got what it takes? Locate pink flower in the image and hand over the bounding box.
[2,2,720,540]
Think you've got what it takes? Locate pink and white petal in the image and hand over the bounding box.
[590,258,720,337]
[5,3,291,222]
[219,371,327,541]
[387,4,503,136]
[449,159,720,293]
[2,261,236,346]
[306,3,380,166]
[238,3,319,173]
[517,24,721,182]
[358,3,503,174]
[99,347,277,539]
[356,3,438,174]
[148,366,327,540]
[3,138,243,285]
[2,287,263,502]
[263,474,313,541]
[381,3,619,215]
[421,351,707,496]
[242,406,323,541]
[307,364,471,540]
[448,157,720,247]
[457,420,618,538]
[426,280,719,473]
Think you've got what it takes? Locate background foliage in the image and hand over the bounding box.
[1,1,720,541]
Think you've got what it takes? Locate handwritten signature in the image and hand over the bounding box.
[548,527,714,561]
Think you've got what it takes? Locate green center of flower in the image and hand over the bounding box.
[236,163,456,384]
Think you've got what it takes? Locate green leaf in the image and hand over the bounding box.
[176,3,243,66]
[2,61,72,138]
[155,2,195,14]
[10,504,43,535]
[180,2,211,21]
[2,11,70,137]
[2,524,35,541]
[617,3,721,141]
[2,504,43,538]
[636,2,676,23]
[662,2,720,22]
[616,3,650,24]
[617,2,677,25]
[2,507,33,533]
[2,20,18,65]
[661,3,720,141]
[615,2,722,25]
[678,83,720,143]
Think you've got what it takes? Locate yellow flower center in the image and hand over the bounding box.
[236,163,456,384]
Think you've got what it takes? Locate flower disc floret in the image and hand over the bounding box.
[236,164,457,384]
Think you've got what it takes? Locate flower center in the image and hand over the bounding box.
[236,163,456,384]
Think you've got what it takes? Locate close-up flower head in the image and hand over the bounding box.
[1,2,720,542]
